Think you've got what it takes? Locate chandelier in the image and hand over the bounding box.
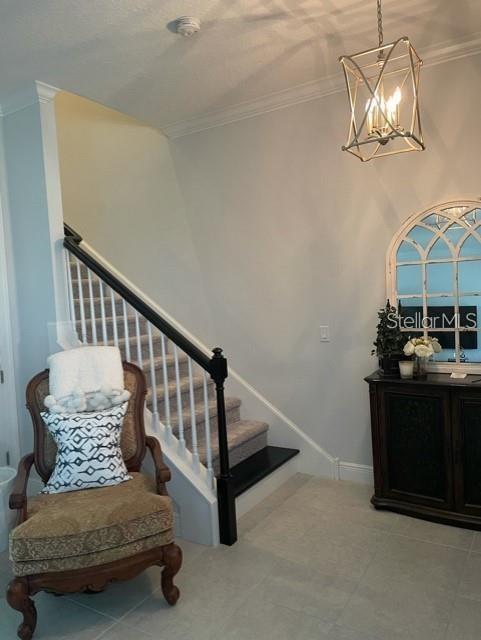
[339,0,425,161]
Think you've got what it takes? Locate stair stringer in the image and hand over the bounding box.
[226,375,336,478]
[143,410,219,546]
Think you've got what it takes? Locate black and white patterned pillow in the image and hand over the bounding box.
[40,402,131,494]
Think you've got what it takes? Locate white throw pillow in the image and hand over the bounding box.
[40,402,131,494]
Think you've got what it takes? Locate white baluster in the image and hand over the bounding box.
[87,269,97,345]
[65,251,76,326]
[188,358,200,471]
[75,258,87,343]
[147,323,159,433]
[122,300,131,362]
[203,371,214,488]
[99,280,108,344]
[174,345,186,455]
[110,288,119,348]
[160,333,172,441]
[134,311,143,367]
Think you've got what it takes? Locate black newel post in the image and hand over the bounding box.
[210,347,237,545]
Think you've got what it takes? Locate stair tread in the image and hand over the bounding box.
[231,446,300,497]
[141,353,189,370]
[196,420,269,464]
[109,333,157,347]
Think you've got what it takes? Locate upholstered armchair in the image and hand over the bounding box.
[6,362,182,640]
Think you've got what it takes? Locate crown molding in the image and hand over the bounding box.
[0,81,59,117]
[163,72,344,139]
[163,31,481,139]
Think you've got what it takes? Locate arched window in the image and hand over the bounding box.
[387,200,481,370]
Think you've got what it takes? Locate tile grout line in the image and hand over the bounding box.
[61,596,119,622]
[64,584,163,626]
[90,619,122,640]
[61,543,212,625]
[468,530,476,552]
[387,530,476,552]
[329,520,391,628]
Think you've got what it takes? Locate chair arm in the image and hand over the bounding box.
[145,436,171,494]
[9,453,35,523]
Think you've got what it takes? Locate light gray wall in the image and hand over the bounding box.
[170,54,481,466]
[55,93,214,343]
[54,54,481,469]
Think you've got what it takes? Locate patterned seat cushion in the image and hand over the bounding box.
[10,473,173,571]
[11,531,173,577]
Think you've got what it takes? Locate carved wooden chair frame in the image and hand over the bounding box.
[6,362,182,640]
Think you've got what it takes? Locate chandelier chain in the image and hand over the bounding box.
[377,0,383,47]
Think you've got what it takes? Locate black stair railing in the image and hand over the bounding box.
[63,223,237,545]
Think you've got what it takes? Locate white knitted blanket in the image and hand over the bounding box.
[47,346,124,399]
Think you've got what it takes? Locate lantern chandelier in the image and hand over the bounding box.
[339,0,425,161]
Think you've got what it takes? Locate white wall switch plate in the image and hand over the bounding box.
[320,325,330,342]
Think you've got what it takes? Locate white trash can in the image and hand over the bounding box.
[0,467,16,553]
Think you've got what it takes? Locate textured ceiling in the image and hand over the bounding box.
[0,0,480,129]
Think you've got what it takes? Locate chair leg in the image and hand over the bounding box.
[7,577,37,640]
[160,543,182,606]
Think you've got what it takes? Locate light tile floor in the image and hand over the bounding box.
[2,474,481,639]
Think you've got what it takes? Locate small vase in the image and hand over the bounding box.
[416,356,429,379]
[399,360,414,379]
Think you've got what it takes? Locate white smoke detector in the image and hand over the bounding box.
[176,16,201,37]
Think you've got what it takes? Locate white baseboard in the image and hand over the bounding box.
[338,461,374,485]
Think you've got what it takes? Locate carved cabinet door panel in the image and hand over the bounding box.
[452,390,481,516]
[378,385,453,509]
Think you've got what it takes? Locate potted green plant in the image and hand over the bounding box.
[372,300,405,377]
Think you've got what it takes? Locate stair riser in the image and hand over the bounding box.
[210,432,268,474]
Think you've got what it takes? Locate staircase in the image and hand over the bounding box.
[70,295,270,474]
[64,225,299,544]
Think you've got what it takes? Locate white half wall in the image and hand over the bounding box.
[1,82,68,455]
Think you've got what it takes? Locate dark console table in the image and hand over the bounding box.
[366,371,481,530]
